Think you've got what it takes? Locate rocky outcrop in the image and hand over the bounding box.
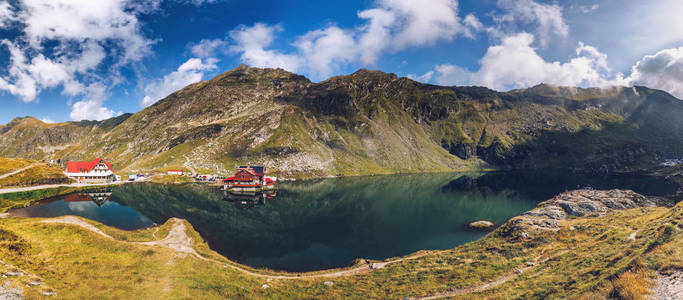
[501,189,659,239]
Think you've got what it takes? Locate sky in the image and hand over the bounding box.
[0,0,682,124]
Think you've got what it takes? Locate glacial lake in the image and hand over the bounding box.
[9,171,679,272]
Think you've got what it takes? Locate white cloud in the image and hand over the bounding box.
[0,0,154,120]
[579,4,599,14]
[141,58,218,107]
[406,70,434,83]
[228,23,302,73]
[0,0,17,27]
[39,117,54,123]
[429,33,611,90]
[293,26,357,79]
[227,0,480,80]
[624,47,683,99]
[190,38,228,58]
[70,83,121,121]
[493,0,568,48]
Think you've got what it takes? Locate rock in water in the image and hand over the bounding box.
[468,220,495,229]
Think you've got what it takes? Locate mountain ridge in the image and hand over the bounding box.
[0,65,681,177]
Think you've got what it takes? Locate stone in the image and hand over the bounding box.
[556,200,605,217]
[261,284,269,289]
[323,281,334,287]
[523,205,567,220]
[468,220,495,229]
[41,291,56,296]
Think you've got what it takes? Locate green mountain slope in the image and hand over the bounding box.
[0,66,681,177]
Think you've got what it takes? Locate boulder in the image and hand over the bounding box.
[468,220,495,229]
[523,205,567,220]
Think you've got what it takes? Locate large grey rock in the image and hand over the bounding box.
[523,205,567,220]
[556,200,606,216]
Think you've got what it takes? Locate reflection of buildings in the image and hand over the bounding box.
[64,189,113,207]
[223,190,276,209]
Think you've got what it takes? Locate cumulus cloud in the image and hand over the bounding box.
[423,33,610,90]
[492,0,568,48]
[141,58,218,107]
[0,0,154,120]
[0,0,17,27]
[227,0,481,80]
[70,83,122,121]
[228,23,302,73]
[190,38,229,58]
[624,47,683,99]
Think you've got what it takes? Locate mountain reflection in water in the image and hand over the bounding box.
[109,171,676,272]
[9,171,678,272]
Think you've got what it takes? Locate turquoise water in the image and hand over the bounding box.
[10,171,678,271]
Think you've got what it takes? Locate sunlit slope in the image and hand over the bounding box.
[0,66,681,177]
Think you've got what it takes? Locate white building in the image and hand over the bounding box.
[65,158,115,184]
[167,170,183,175]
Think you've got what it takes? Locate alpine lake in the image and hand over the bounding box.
[8,171,679,272]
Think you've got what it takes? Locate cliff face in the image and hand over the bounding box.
[0,66,682,177]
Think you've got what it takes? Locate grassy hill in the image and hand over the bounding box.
[0,158,71,188]
[0,189,679,299]
[0,66,681,177]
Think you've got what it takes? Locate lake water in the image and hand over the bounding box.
[9,171,679,272]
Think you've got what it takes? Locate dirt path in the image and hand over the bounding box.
[414,252,561,300]
[37,216,428,280]
[35,215,553,298]
[0,165,36,180]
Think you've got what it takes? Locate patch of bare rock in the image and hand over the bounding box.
[650,271,683,300]
[501,189,659,239]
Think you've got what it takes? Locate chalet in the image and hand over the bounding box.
[223,166,276,191]
[65,158,115,184]
[167,170,183,175]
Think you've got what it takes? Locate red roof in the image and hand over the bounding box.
[265,178,274,183]
[223,176,235,181]
[66,158,113,173]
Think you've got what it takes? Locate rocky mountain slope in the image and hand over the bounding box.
[0,65,681,177]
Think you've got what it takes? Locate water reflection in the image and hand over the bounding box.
[223,190,277,209]
[9,171,679,272]
[9,187,155,230]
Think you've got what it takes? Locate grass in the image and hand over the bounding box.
[0,163,71,188]
[610,269,654,300]
[0,157,33,176]
[0,194,679,298]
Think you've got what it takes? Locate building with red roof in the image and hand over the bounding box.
[222,165,276,191]
[65,158,115,184]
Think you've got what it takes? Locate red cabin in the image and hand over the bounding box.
[223,165,275,191]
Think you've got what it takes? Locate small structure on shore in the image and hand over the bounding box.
[223,165,276,192]
[65,158,115,184]
[167,170,183,175]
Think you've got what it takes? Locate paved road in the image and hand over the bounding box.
[0,181,128,195]
[0,164,36,179]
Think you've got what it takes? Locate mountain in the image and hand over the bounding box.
[0,65,682,177]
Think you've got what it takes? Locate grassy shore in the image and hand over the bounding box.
[0,191,680,298]
[0,185,117,212]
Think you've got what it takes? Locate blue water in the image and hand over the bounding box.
[9,171,678,271]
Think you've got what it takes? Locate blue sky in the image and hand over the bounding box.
[0,0,682,123]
